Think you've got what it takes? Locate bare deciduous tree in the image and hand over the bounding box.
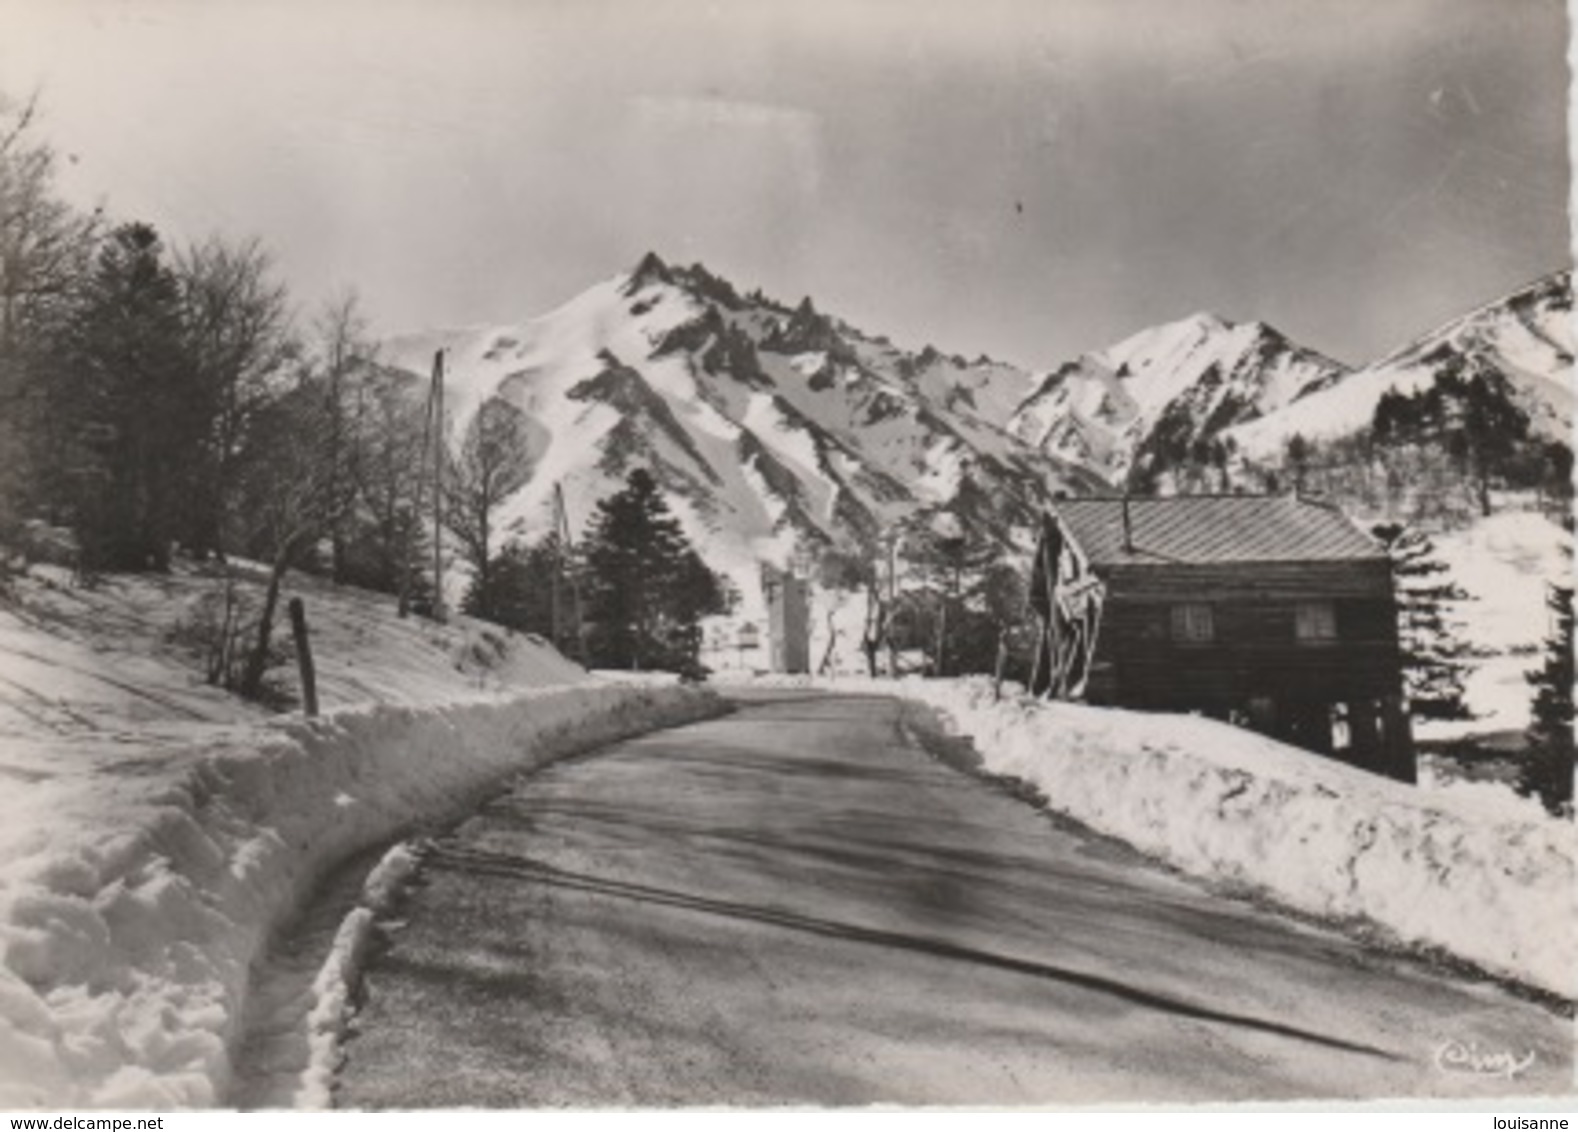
[177,235,295,557]
[0,91,99,531]
[235,382,360,699]
[443,396,537,617]
[310,289,375,581]
[349,366,429,600]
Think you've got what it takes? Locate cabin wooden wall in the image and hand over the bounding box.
[1099,560,1394,601]
[1088,602,1400,705]
[1081,557,1411,780]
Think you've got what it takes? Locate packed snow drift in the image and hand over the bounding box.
[0,560,722,1109]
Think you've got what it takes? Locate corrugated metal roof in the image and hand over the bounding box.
[1054,495,1386,566]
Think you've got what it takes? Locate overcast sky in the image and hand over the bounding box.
[0,0,1569,368]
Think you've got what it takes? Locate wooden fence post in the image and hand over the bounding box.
[992,627,1009,701]
[288,596,319,718]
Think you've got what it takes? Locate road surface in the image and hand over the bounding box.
[333,690,1571,1106]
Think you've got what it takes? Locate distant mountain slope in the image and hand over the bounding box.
[379,254,1098,604]
[1005,312,1350,485]
[1229,270,1573,458]
[380,258,1572,608]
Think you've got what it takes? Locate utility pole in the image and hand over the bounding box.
[553,481,587,663]
[398,352,439,619]
[550,511,562,650]
[885,530,899,677]
[431,349,446,623]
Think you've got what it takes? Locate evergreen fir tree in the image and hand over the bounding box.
[1372,522,1475,720]
[1519,582,1573,817]
[465,534,579,650]
[1369,358,1530,517]
[581,469,728,675]
[1285,433,1311,494]
[58,223,202,571]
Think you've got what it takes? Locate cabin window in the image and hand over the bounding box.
[1295,600,1338,644]
[1170,602,1215,644]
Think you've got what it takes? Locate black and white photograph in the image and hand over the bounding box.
[0,0,1571,1113]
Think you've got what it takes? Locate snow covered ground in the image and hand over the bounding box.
[1416,509,1572,744]
[0,560,721,1109]
[732,675,1574,999]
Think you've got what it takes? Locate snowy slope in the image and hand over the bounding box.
[380,255,1097,615]
[379,257,1571,652]
[0,556,718,1108]
[1006,312,1349,484]
[1231,271,1574,458]
[1420,510,1573,742]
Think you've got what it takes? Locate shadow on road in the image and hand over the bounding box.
[424,843,1400,1062]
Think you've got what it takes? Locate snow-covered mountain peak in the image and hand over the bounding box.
[1007,307,1350,485]
[378,252,1570,610]
[623,249,676,294]
[379,257,1094,616]
[1229,269,1573,458]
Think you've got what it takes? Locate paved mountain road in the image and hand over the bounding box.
[333,690,1571,1107]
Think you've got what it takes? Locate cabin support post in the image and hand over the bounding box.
[1348,698,1381,771]
[1246,695,1277,736]
[1380,694,1415,784]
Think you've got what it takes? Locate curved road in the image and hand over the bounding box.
[335,690,1571,1107]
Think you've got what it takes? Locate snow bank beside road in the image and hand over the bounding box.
[745,675,1574,999]
[293,841,424,1111]
[0,680,722,1110]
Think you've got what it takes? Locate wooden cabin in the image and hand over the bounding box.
[1054,495,1414,783]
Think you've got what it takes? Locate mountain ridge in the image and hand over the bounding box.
[1228,268,1573,458]
[378,253,1100,613]
[1005,309,1352,486]
[378,254,1572,609]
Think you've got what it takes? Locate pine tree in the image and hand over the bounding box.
[465,534,578,649]
[581,469,728,675]
[58,223,202,571]
[1285,433,1311,494]
[1368,358,1531,518]
[1519,582,1573,817]
[1451,358,1531,517]
[1372,522,1475,721]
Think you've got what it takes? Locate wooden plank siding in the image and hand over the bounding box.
[1099,560,1393,601]
[1086,560,1402,710]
